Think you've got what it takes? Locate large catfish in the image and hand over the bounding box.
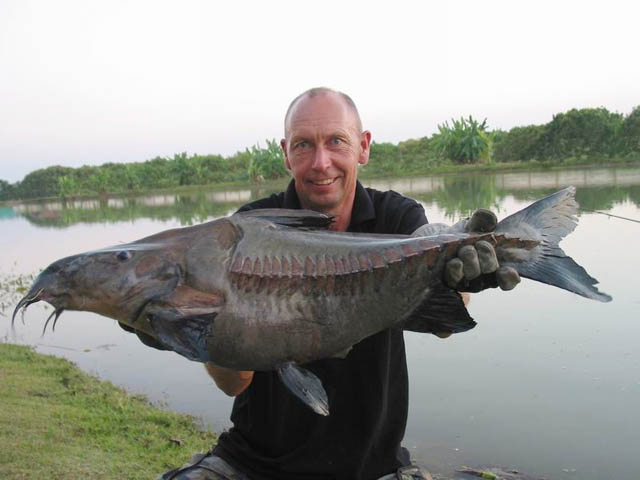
[13,187,610,415]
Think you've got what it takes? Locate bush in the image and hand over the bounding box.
[492,124,546,162]
[367,142,403,175]
[538,108,623,159]
[17,165,76,199]
[431,116,489,164]
[617,106,640,155]
[247,139,287,181]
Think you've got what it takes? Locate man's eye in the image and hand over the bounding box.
[295,141,309,149]
[331,137,342,145]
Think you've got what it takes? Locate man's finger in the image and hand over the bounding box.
[445,258,464,288]
[476,240,499,274]
[496,266,521,290]
[458,245,481,280]
[465,209,497,233]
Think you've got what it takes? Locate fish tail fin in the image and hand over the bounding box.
[496,186,611,302]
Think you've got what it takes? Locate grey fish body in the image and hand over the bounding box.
[13,186,611,414]
[204,224,445,370]
[143,214,458,370]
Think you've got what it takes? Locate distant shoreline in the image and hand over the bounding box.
[3,157,639,206]
[3,106,638,202]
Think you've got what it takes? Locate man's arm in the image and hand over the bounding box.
[204,363,254,396]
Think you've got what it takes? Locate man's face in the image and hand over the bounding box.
[281,93,371,216]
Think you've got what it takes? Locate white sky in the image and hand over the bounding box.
[1,0,638,183]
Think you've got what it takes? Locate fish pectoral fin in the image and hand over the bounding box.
[277,362,329,416]
[148,311,216,363]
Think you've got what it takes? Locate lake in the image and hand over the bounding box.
[2,166,639,479]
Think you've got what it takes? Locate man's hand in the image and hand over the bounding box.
[443,209,520,292]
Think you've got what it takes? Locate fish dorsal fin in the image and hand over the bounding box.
[236,209,334,230]
[277,362,329,416]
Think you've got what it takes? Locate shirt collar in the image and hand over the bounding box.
[349,180,376,229]
[282,179,302,209]
[282,179,376,230]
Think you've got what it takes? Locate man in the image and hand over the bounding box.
[159,88,519,480]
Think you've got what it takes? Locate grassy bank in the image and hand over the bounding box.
[0,343,217,479]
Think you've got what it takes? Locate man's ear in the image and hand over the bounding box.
[358,130,372,166]
[281,139,291,170]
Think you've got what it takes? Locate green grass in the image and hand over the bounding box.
[0,343,217,479]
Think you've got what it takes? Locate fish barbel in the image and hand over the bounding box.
[13,186,610,414]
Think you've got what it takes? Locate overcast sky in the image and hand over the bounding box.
[1,0,638,183]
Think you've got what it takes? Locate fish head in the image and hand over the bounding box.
[14,241,181,327]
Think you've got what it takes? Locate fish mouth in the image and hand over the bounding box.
[12,288,44,324]
[12,289,67,335]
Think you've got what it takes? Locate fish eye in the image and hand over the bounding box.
[116,250,132,262]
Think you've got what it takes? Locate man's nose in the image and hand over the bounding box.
[311,146,331,171]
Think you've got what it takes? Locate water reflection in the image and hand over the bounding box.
[372,166,640,220]
[6,183,287,228]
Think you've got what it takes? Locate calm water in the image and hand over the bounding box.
[2,166,639,479]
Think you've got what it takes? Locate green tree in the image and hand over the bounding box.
[0,179,14,201]
[57,175,80,198]
[196,154,226,183]
[88,168,111,195]
[431,116,489,164]
[139,157,173,189]
[617,106,640,155]
[247,140,287,181]
[171,152,204,186]
[226,151,252,182]
[367,142,402,175]
[492,124,546,162]
[397,136,436,170]
[17,165,75,199]
[538,108,623,159]
[123,163,142,191]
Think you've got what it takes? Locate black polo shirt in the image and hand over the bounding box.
[213,180,431,480]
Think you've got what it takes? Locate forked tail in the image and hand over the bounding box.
[496,186,611,302]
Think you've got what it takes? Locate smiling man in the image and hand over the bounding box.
[158,88,517,480]
[280,89,370,231]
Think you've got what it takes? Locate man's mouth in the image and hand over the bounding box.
[309,178,337,186]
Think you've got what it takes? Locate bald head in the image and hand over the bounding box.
[284,87,363,138]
